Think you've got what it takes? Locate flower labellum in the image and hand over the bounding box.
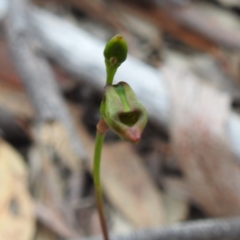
[100,81,148,143]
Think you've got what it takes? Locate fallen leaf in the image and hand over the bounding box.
[0,139,35,240]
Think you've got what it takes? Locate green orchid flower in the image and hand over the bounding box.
[100,81,148,143]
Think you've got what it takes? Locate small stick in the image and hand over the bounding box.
[76,217,240,240]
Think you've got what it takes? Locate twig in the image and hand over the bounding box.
[73,217,240,240]
[5,0,87,160]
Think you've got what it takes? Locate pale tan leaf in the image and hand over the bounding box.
[101,142,165,227]
[0,139,35,240]
[166,66,240,216]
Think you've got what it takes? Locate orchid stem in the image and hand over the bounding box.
[105,64,117,85]
[93,129,109,240]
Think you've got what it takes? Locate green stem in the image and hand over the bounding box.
[106,63,117,85]
[93,130,109,240]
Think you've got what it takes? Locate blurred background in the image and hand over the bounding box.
[1,0,240,239]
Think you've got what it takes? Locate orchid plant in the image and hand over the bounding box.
[93,34,148,240]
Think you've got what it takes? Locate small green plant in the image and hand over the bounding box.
[93,34,148,240]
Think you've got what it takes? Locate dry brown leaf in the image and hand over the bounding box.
[0,82,33,118]
[114,1,218,54]
[168,1,240,50]
[165,65,240,216]
[36,121,80,171]
[162,193,189,224]
[35,223,58,240]
[101,142,165,227]
[108,207,133,235]
[30,122,81,238]
[217,0,240,7]
[0,139,35,240]
[34,202,78,239]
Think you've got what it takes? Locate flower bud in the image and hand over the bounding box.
[100,82,148,143]
[103,34,128,85]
